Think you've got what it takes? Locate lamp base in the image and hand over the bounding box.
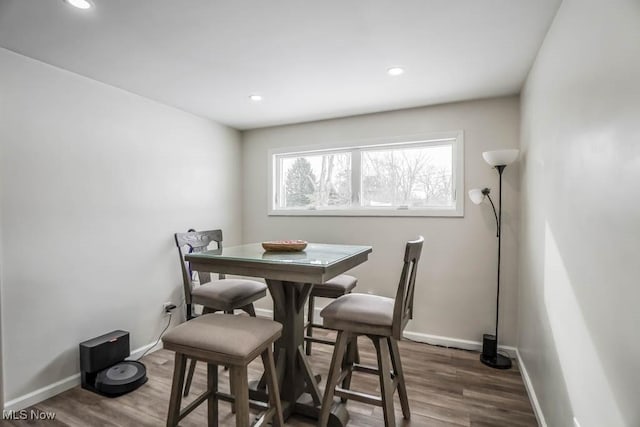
[482,334,497,359]
[480,353,512,370]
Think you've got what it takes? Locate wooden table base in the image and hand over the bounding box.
[247,279,349,427]
[249,383,349,427]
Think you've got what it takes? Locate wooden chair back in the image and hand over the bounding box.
[174,229,224,306]
[392,236,424,340]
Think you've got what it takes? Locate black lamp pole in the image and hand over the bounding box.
[480,165,512,370]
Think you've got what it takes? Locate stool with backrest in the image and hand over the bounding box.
[304,274,358,355]
[162,314,284,427]
[318,236,424,427]
[175,229,267,397]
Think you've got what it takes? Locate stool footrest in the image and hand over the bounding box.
[305,322,330,330]
[352,363,379,375]
[335,387,383,406]
[178,390,213,421]
[216,391,269,412]
[304,336,335,346]
[349,363,398,388]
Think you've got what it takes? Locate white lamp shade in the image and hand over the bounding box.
[482,149,519,166]
[468,188,485,205]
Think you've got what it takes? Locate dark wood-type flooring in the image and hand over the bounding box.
[11,331,537,426]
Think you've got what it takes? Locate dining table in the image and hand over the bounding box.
[185,242,373,427]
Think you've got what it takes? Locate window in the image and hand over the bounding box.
[269,131,464,217]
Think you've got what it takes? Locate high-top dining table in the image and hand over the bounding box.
[186,242,372,427]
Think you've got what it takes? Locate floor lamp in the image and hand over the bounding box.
[468,149,519,370]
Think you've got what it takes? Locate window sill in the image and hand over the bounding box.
[267,208,463,218]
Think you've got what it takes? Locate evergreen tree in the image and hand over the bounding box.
[285,158,316,207]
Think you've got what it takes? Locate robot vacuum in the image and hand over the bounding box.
[79,330,148,397]
[95,360,148,396]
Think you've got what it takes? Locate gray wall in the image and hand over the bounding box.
[242,97,521,346]
[0,203,3,409]
[0,48,243,404]
[518,0,640,426]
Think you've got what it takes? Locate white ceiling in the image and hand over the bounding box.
[0,0,560,129]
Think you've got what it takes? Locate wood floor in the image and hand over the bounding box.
[14,333,537,427]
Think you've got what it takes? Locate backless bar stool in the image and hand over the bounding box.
[163,314,284,427]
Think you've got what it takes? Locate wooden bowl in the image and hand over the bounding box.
[261,240,308,252]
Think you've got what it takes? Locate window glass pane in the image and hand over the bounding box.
[361,144,454,208]
[278,152,351,208]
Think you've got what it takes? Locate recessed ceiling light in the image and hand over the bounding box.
[249,94,263,102]
[63,0,93,10]
[387,67,405,76]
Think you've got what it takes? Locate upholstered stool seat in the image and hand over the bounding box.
[305,274,358,355]
[163,314,284,427]
[191,279,267,312]
[320,293,394,335]
[163,314,281,364]
[311,274,357,298]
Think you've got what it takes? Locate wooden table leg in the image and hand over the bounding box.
[263,279,349,427]
[265,280,307,406]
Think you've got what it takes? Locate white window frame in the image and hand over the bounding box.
[268,131,464,217]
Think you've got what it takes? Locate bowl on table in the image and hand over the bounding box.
[261,240,308,252]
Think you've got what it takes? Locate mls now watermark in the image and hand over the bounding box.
[3,409,56,420]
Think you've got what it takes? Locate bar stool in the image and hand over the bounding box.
[318,237,424,427]
[305,274,358,355]
[162,314,284,427]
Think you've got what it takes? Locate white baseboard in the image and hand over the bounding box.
[516,349,546,427]
[128,340,164,361]
[255,307,517,358]
[402,330,517,358]
[3,341,161,412]
[3,373,81,412]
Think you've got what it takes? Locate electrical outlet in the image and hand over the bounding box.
[163,302,176,313]
[573,417,581,427]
